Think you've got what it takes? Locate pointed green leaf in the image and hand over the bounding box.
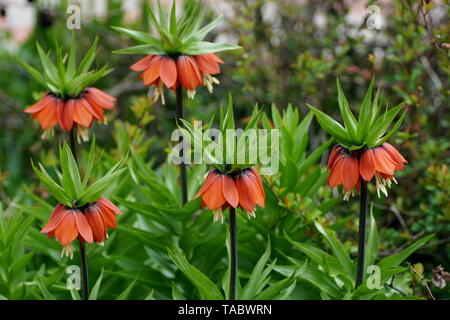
[306,104,352,146]
[168,246,223,300]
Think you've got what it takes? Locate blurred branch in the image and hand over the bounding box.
[408,263,436,300]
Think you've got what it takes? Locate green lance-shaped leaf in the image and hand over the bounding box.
[255,261,306,300]
[314,222,355,279]
[240,240,271,299]
[66,33,77,79]
[306,104,353,147]
[82,136,97,189]
[157,0,169,31]
[77,158,127,206]
[16,57,49,90]
[365,204,379,268]
[336,78,358,141]
[89,269,104,300]
[60,143,82,200]
[189,14,223,42]
[31,160,72,206]
[356,77,375,141]
[365,102,405,147]
[378,234,434,283]
[168,246,223,300]
[77,36,99,75]
[169,0,177,33]
[36,42,59,89]
[111,27,161,46]
[182,41,241,55]
[113,44,165,55]
[375,109,407,146]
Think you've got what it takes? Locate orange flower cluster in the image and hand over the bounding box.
[41,197,122,258]
[131,53,224,103]
[24,88,116,137]
[327,142,407,199]
[195,167,266,222]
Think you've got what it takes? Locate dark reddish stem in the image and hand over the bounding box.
[175,87,188,204]
[356,178,368,287]
[229,208,237,300]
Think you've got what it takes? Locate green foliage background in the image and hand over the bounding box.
[0,0,448,300]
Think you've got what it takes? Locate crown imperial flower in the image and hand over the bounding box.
[18,38,115,138]
[327,143,407,199]
[113,0,239,103]
[41,197,122,258]
[308,78,408,199]
[195,167,266,223]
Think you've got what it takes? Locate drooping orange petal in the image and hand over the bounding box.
[194,170,220,199]
[373,147,396,176]
[202,176,226,210]
[24,94,53,114]
[236,175,256,212]
[246,173,265,208]
[99,205,117,229]
[222,175,239,208]
[143,55,162,86]
[327,145,342,169]
[360,149,376,181]
[74,210,93,243]
[130,55,155,72]
[207,53,224,64]
[79,97,103,121]
[41,204,67,234]
[73,100,94,127]
[98,197,122,215]
[54,211,78,246]
[381,142,407,170]
[176,55,202,90]
[328,155,344,189]
[36,98,58,129]
[86,88,116,109]
[159,57,178,88]
[194,54,220,75]
[249,167,266,202]
[79,94,104,122]
[56,98,64,129]
[59,99,75,131]
[341,156,359,192]
[84,205,107,242]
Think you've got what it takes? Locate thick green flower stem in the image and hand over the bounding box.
[176,87,188,204]
[356,179,368,287]
[229,208,238,300]
[69,128,90,300]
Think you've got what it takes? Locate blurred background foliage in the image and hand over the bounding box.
[0,0,448,299]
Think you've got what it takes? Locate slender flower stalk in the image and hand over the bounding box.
[195,167,265,300]
[33,140,125,300]
[69,128,89,299]
[356,179,368,287]
[184,100,267,299]
[309,78,408,287]
[176,87,188,203]
[229,207,237,300]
